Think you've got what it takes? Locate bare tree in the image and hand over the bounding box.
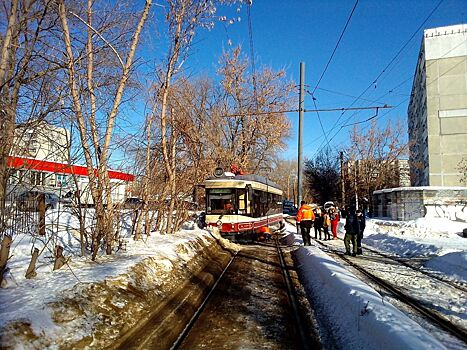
[304,148,341,205]
[58,0,151,258]
[151,0,241,234]
[343,119,408,214]
[269,158,298,202]
[1,0,64,235]
[216,46,294,172]
[121,3,293,236]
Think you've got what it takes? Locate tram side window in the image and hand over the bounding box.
[271,193,282,214]
[207,189,235,214]
[252,190,261,218]
[237,189,247,215]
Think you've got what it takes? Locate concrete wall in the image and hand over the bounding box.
[426,55,467,186]
[13,123,70,163]
[373,187,467,222]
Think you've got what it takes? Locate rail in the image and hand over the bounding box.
[285,217,467,344]
[285,216,467,294]
[274,235,316,350]
[170,251,238,350]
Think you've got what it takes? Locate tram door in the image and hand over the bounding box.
[237,189,248,215]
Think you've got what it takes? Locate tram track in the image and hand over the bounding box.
[285,217,467,345]
[171,237,318,350]
[273,235,315,350]
[359,244,467,293]
[333,250,467,344]
[170,252,238,350]
[285,217,467,294]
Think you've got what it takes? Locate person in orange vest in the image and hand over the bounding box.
[257,226,271,241]
[296,200,315,246]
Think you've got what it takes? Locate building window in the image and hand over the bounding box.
[31,171,45,186]
[8,170,19,185]
[56,174,68,187]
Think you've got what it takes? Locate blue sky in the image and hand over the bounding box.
[172,0,466,161]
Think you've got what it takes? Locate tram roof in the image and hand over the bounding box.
[205,174,281,191]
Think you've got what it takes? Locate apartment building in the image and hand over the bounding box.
[344,159,410,188]
[408,24,467,186]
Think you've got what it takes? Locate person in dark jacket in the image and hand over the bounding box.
[344,205,359,256]
[356,209,366,255]
[313,208,323,239]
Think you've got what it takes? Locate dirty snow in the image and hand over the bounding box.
[0,206,466,349]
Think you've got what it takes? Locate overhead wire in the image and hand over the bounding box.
[311,52,467,156]
[221,104,390,118]
[310,0,446,157]
[347,36,467,132]
[361,54,467,132]
[307,0,359,153]
[246,1,259,110]
[312,86,387,105]
[305,89,330,146]
[312,0,359,95]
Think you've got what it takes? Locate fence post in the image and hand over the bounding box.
[38,193,45,236]
[0,235,12,285]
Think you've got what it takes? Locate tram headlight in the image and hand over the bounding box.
[216,220,222,228]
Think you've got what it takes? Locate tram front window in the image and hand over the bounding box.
[207,189,235,214]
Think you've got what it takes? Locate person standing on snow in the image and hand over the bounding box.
[356,209,366,255]
[313,207,323,240]
[296,201,315,246]
[344,205,359,256]
[330,207,340,239]
[323,210,331,240]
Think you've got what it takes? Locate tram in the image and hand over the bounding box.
[204,173,284,240]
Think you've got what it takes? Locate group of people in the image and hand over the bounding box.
[296,200,366,256]
[295,201,340,246]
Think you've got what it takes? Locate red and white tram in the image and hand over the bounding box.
[204,174,284,240]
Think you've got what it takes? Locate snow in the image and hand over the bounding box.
[364,217,467,282]
[1,207,466,349]
[294,245,445,350]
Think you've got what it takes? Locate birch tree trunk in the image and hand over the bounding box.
[0,235,12,285]
[0,0,18,231]
[58,0,152,259]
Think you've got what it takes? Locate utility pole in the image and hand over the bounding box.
[354,161,359,210]
[340,151,345,207]
[298,62,305,205]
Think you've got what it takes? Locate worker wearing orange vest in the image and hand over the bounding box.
[296,201,315,246]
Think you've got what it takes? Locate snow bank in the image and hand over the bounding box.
[365,218,467,283]
[0,225,237,349]
[294,245,446,350]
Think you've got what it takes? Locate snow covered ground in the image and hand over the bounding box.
[0,207,466,349]
[363,217,467,284]
[289,215,467,350]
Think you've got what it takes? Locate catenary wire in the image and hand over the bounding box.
[311,0,445,156]
[247,1,259,110]
[309,55,466,156]
[312,0,359,95]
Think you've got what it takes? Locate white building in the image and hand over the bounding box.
[408,24,467,186]
[12,122,70,163]
[8,122,134,204]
